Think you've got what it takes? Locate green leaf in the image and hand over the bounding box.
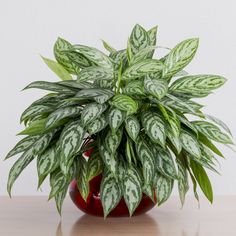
[87,115,108,135]
[125,116,140,141]
[144,76,168,99]
[141,111,166,147]
[129,24,150,56]
[73,45,113,69]
[5,135,39,159]
[123,80,145,96]
[77,157,90,202]
[192,121,233,144]
[180,130,201,158]
[105,129,123,154]
[77,66,113,82]
[167,130,182,154]
[45,106,82,129]
[109,49,127,70]
[81,103,107,127]
[54,184,68,215]
[122,59,164,81]
[23,81,76,95]
[107,108,126,132]
[170,75,226,94]
[154,173,174,206]
[101,169,122,217]
[123,165,143,216]
[59,121,85,173]
[102,40,116,53]
[156,148,178,179]
[190,160,213,203]
[111,95,138,115]
[57,80,94,89]
[147,26,158,58]
[75,88,114,104]
[41,56,73,81]
[163,38,199,77]
[87,151,103,181]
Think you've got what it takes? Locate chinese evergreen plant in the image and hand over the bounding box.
[5,24,234,217]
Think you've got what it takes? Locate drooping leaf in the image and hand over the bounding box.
[87,151,103,181]
[123,165,143,216]
[141,111,166,147]
[167,129,182,154]
[81,103,107,127]
[58,80,94,89]
[192,121,233,144]
[87,115,108,135]
[190,160,213,203]
[144,76,168,99]
[154,173,174,206]
[105,129,123,154]
[41,56,73,81]
[107,108,126,132]
[122,59,164,81]
[163,38,199,77]
[111,95,138,115]
[54,183,69,215]
[125,116,140,141]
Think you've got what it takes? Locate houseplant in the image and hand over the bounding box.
[5,24,234,217]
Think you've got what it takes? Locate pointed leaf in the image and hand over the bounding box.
[87,115,108,135]
[125,116,140,141]
[87,151,103,181]
[107,108,126,132]
[102,40,116,53]
[105,129,123,154]
[123,80,145,96]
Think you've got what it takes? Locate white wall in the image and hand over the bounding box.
[0,0,236,196]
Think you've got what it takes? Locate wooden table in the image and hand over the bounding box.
[0,196,235,236]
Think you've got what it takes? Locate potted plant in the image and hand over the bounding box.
[5,24,234,217]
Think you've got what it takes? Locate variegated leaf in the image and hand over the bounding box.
[5,135,39,159]
[107,108,126,132]
[45,106,82,129]
[57,80,94,89]
[123,80,145,96]
[154,173,174,206]
[135,135,155,185]
[109,49,127,70]
[170,75,226,94]
[101,169,122,217]
[147,26,158,58]
[163,38,199,77]
[192,121,233,144]
[125,116,140,141]
[180,131,201,158]
[102,40,116,53]
[99,144,118,175]
[73,45,113,69]
[77,157,90,202]
[41,56,72,81]
[141,111,166,147]
[77,66,113,82]
[87,115,108,135]
[54,184,68,215]
[75,88,114,104]
[122,59,164,81]
[59,121,85,171]
[123,165,143,216]
[105,129,123,154]
[167,129,182,154]
[94,78,114,89]
[156,148,178,179]
[81,103,107,126]
[87,151,103,181]
[111,95,138,115]
[144,76,168,99]
[177,115,198,135]
[129,24,150,56]
[23,81,76,95]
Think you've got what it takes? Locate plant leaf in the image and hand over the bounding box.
[125,116,140,141]
[87,151,103,181]
[107,108,126,132]
[163,38,199,77]
[87,115,108,135]
[101,169,122,217]
[102,40,116,53]
[105,129,123,154]
[123,80,145,96]
[41,56,72,81]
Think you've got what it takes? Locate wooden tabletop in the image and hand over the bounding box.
[0,196,235,236]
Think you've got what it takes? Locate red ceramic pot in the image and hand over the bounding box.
[69,174,156,217]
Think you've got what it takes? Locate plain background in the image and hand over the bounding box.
[0,0,236,197]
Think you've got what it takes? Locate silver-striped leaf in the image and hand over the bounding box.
[180,130,201,158]
[107,108,126,132]
[154,173,174,206]
[54,184,69,215]
[141,111,166,147]
[167,129,182,154]
[87,115,108,135]
[122,59,164,81]
[147,26,158,58]
[105,129,123,154]
[102,40,116,53]
[192,121,233,144]
[111,95,138,115]
[123,80,145,96]
[87,151,103,181]
[125,116,140,141]
[45,106,82,129]
[163,38,199,77]
[123,165,143,216]
[101,169,122,217]
[144,76,168,99]
[81,103,107,127]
